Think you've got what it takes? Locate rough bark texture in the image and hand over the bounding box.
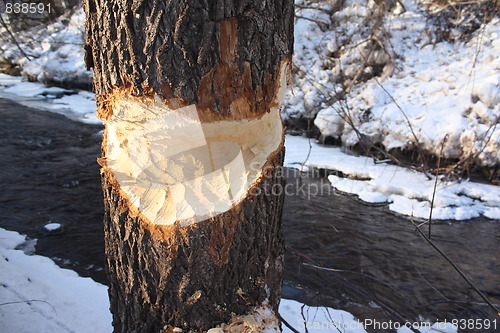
[102,150,285,332]
[84,0,293,332]
[84,0,294,117]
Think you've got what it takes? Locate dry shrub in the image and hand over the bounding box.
[421,0,499,42]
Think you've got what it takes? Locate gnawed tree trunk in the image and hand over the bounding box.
[84,1,293,332]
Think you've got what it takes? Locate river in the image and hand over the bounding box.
[0,98,498,332]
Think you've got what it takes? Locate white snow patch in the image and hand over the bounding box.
[0,8,92,86]
[3,80,51,97]
[49,91,99,124]
[285,135,500,220]
[0,228,112,333]
[43,223,61,231]
[280,298,367,333]
[484,207,500,220]
[0,74,98,124]
[287,0,500,168]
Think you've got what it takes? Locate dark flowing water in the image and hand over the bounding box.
[281,169,499,331]
[0,98,106,282]
[0,98,498,332]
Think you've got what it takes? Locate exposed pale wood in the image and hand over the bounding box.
[84,0,293,331]
[102,149,285,332]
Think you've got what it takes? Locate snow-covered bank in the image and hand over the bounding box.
[285,135,500,220]
[0,228,112,333]
[287,0,500,169]
[0,74,97,123]
[0,7,91,88]
[1,227,459,333]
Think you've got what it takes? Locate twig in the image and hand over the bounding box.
[0,299,56,312]
[294,63,420,172]
[410,214,500,317]
[286,245,318,265]
[302,262,343,272]
[277,312,301,333]
[0,13,32,61]
[300,119,313,175]
[415,267,449,301]
[294,15,329,29]
[301,303,309,333]
[444,119,498,180]
[428,135,448,239]
[291,246,418,318]
[352,39,428,175]
[372,76,430,177]
[294,4,334,15]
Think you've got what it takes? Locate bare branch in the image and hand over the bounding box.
[0,13,32,61]
[294,15,330,30]
[428,134,448,239]
[295,3,334,15]
[410,214,500,316]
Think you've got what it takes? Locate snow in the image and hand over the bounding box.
[43,223,62,231]
[288,0,500,168]
[207,301,283,332]
[285,134,500,220]
[0,74,98,124]
[0,228,112,333]
[280,299,367,333]
[0,227,457,333]
[0,8,92,87]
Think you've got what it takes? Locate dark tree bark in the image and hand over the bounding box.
[84,1,293,332]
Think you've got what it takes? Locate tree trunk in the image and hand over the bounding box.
[84,1,293,332]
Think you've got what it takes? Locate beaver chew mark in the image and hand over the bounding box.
[104,98,283,226]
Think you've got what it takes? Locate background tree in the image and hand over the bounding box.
[84,0,294,332]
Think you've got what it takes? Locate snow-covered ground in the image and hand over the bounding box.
[284,0,500,221]
[289,0,499,168]
[1,227,457,333]
[0,228,112,333]
[0,7,91,88]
